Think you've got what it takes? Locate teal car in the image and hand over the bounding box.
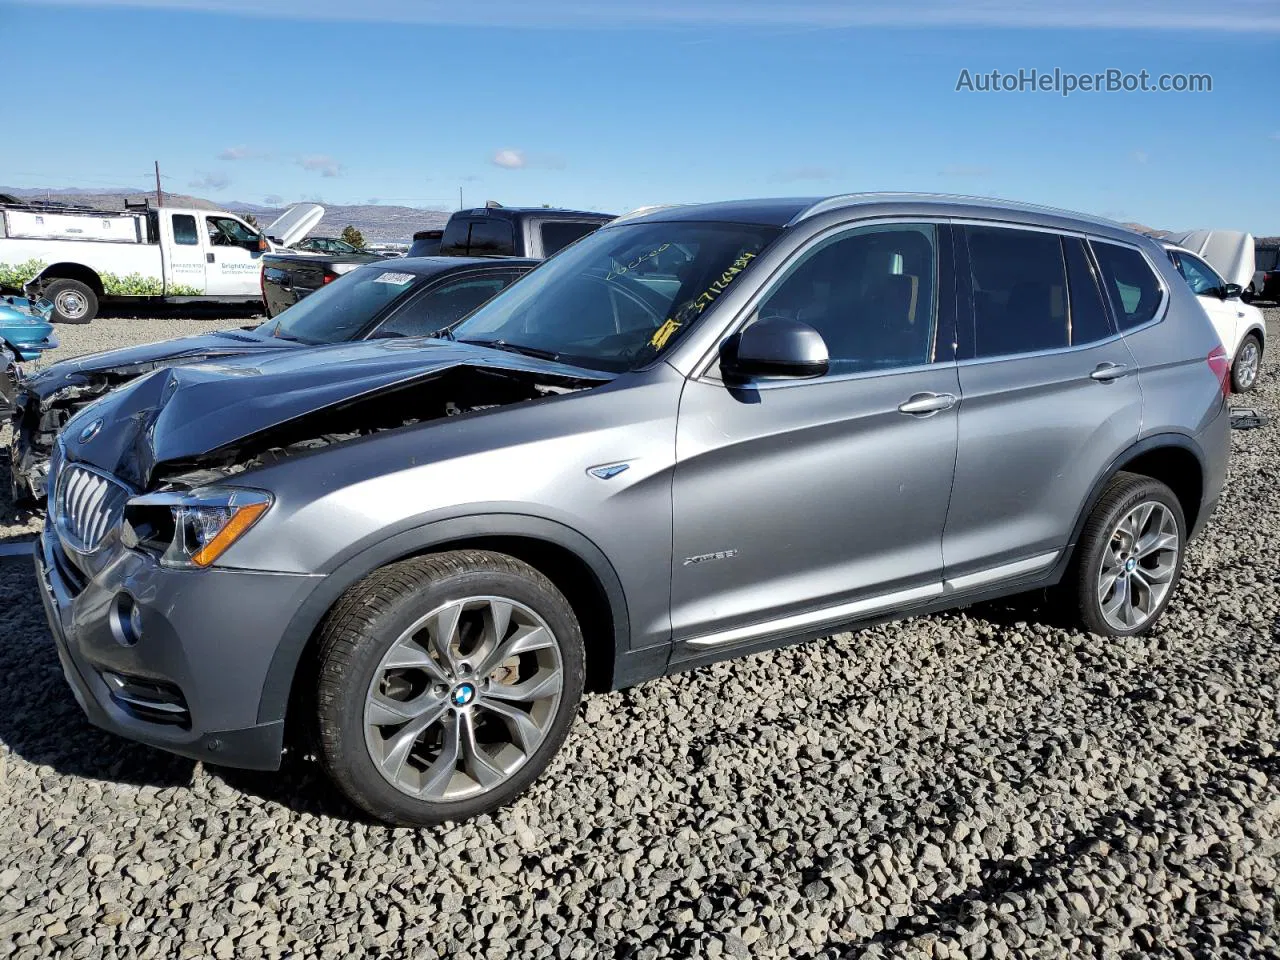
[1,295,58,415]
[1,295,58,361]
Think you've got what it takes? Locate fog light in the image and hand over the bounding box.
[109,594,143,647]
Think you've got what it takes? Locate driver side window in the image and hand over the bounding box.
[756,223,939,375]
[1175,252,1223,296]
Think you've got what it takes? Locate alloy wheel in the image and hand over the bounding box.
[363,596,563,801]
[1236,340,1260,391]
[1096,500,1180,631]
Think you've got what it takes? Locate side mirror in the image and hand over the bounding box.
[720,315,829,381]
[1221,282,1243,300]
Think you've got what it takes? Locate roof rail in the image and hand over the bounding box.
[612,203,684,224]
[788,192,1128,230]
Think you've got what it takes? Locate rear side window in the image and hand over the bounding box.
[966,226,1069,356]
[172,214,199,246]
[1062,237,1113,345]
[1091,241,1163,330]
[540,221,602,256]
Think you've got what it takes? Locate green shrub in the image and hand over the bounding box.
[0,259,48,291]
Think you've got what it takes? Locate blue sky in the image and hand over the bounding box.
[4,0,1280,232]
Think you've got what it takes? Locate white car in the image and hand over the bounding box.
[1162,242,1266,392]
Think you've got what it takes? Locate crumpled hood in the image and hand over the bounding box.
[64,337,611,488]
[22,328,289,400]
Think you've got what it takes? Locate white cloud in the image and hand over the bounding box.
[297,154,342,177]
[1131,150,1150,164]
[189,171,230,190]
[263,194,284,205]
[1270,131,1280,141]
[492,149,526,170]
[17,0,1280,31]
[218,145,265,161]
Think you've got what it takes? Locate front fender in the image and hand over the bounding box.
[254,512,632,726]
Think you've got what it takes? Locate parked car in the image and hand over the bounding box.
[437,205,614,258]
[1162,241,1266,392]
[408,230,443,258]
[0,196,321,323]
[1254,242,1280,301]
[0,294,58,362]
[260,248,389,318]
[35,194,1229,826]
[9,257,534,502]
[295,236,368,256]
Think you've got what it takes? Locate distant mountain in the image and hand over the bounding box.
[1,187,451,243]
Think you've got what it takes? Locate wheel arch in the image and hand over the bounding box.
[32,262,105,297]
[257,514,632,729]
[1060,432,1208,575]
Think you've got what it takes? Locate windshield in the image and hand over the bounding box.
[448,220,780,372]
[256,265,424,344]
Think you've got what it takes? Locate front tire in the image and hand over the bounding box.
[1068,473,1185,637]
[1231,333,1262,393]
[43,278,98,324]
[315,550,585,826]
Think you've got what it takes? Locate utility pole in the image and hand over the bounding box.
[154,161,164,208]
[459,186,463,211]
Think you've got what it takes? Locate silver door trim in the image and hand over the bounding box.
[943,550,1059,592]
[684,582,944,649]
[682,548,1062,650]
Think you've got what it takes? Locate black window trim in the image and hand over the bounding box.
[693,216,956,388]
[950,218,1167,365]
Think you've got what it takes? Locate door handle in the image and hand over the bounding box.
[206,253,215,264]
[1090,362,1129,382]
[898,392,957,416]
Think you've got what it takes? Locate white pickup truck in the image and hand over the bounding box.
[0,199,323,323]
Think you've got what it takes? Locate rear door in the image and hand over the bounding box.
[943,223,1142,581]
[163,212,208,293]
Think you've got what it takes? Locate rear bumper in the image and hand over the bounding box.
[34,528,321,770]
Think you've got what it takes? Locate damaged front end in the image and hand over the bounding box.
[58,337,613,502]
[9,332,296,505]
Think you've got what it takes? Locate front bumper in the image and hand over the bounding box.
[9,332,59,362]
[34,527,321,770]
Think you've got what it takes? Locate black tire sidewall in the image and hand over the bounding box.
[1077,478,1186,637]
[44,279,97,324]
[319,562,585,826]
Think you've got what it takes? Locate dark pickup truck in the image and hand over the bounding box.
[261,205,613,317]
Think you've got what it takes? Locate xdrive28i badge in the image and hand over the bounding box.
[78,418,103,444]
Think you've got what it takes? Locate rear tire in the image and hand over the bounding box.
[315,550,585,826]
[1067,472,1186,638]
[1231,333,1262,393]
[43,279,98,324]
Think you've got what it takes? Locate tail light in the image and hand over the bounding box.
[1206,345,1231,397]
[322,268,338,285]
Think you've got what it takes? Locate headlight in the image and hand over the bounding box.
[123,486,272,569]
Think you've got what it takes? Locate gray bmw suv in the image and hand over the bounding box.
[35,194,1231,825]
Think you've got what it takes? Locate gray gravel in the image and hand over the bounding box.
[1,311,1278,959]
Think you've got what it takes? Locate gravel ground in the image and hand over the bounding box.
[1,312,1278,959]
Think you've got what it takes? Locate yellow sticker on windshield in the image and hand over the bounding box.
[649,318,681,350]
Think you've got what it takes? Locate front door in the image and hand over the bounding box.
[670,220,960,657]
[202,214,264,296]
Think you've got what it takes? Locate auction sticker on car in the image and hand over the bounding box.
[374,272,415,285]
